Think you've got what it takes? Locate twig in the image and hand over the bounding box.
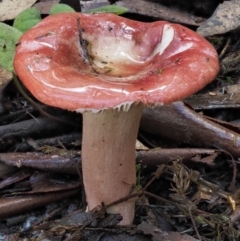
[188,208,202,241]
[142,165,166,191]
[57,140,82,179]
[103,191,144,211]
[219,38,231,59]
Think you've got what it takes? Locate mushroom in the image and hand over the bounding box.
[14,13,219,225]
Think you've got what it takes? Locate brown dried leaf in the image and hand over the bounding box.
[0,66,12,92]
[116,0,201,26]
[138,222,198,241]
[34,0,60,14]
[185,85,240,110]
[0,0,37,21]
[197,1,240,36]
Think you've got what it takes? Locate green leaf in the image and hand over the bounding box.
[84,5,128,15]
[13,7,42,33]
[0,23,22,71]
[50,4,76,15]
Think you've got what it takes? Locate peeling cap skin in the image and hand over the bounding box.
[14,13,219,112]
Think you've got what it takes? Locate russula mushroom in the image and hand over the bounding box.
[14,13,219,225]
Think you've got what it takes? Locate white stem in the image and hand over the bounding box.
[82,103,144,225]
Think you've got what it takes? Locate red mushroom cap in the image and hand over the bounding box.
[14,13,219,112]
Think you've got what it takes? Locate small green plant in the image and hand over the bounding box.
[49,4,75,15]
[13,7,41,32]
[0,23,22,71]
[84,5,128,15]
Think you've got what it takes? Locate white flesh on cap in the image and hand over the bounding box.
[148,24,174,59]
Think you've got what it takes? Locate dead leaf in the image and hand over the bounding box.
[137,222,198,241]
[136,140,149,150]
[116,0,202,26]
[0,0,37,21]
[185,87,240,110]
[197,1,240,36]
[34,0,60,14]
[0,66,12,92]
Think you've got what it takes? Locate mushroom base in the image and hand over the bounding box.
[82,103,144,225]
